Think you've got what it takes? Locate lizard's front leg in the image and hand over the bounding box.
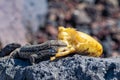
[9,48,20,58]
[29,49,56,65]
[29,54,38,65]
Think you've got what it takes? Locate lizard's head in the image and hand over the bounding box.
[49,40,67,47]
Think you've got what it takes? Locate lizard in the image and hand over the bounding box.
[6,40,67,65]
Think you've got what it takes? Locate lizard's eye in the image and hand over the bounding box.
[49,49,56,53]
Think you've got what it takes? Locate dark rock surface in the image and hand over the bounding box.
[0,54,120,80]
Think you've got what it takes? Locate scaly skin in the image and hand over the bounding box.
[7,40,67,64]
[50,26,103,60]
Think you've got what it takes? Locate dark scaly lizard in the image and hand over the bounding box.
[7,40,67,65]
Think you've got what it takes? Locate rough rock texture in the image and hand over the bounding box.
[0,54,120,80]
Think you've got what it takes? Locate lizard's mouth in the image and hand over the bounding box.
[59,44,67,47]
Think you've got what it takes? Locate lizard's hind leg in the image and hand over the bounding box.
[6,48,20,64]
[9,48,20,58]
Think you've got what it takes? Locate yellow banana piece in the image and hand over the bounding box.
[51,26,103,60]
